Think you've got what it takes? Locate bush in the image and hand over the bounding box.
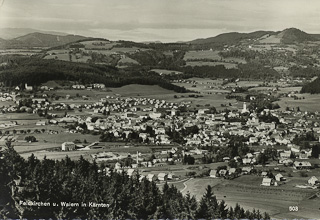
[25,136,37,142]
[186,171,196,177]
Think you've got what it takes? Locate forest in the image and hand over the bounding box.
[0,142,270,219]
[301,77,320,94]
[0,56,187,93]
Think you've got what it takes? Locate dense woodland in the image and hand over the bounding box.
[301,77,320,94]
[0,142,269,219]
[0,56,187,93]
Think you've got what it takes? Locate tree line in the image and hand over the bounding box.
[0,142,269,219]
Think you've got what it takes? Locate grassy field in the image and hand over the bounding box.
[150,69,183,75]
[184,50,246,64]
[276,93,320,112]
[181,175,319,219]
[186,61,237,69]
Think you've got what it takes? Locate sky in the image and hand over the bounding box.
[0,0,320,42]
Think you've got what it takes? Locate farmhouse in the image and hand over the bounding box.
[61,142,75,151]
[158,173,167,181]
[147,174,157,182]
[293,161,312,169]
[210,169,218,178]
[261,178,275,186]
[275,173,286,182]
[127,169,136,177]
[308,176,319,186]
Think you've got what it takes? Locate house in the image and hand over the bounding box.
[228,168,236,175]
[279,158,293,166]
[114,162,121,170]
[275,173,286,182]
[210,169,218,178]
[147,174,157,182]
[308,176,319,186]
[139,175,145,182]
[261,171,268,177]
[223,157,230,162]
[167,173,177,180]
[242,158,252,165]
[261,178,274,186]
[36,121,46,126]
[127,169,136,177]
[280,151,291,159]
[158,173,167,181]
[242,167,252,174]
[219,169,228,177]
[293,161,312,169]
[25,83,33,91]
[61,142,75,151]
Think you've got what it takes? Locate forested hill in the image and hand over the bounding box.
[0,57,187,93]
[301,77,320,94]
[0,142,270,219]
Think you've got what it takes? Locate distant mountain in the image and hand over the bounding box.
[189,31,277,45]
[276,28,318,43]
[0,28,68,40]
[1,32,89,48]
[189,28,319,45]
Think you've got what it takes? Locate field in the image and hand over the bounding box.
[276,93,320,112]
[183,50,246,64]
[181,175,320,219]
[186,61,237,68]
[150,69,183,75]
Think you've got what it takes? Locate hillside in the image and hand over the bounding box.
[0,28,68,39]
[189,28,319,45]
[301,77,320,94]
[277,28,318,44]
[0,32,89,48]
[189,31,276,45]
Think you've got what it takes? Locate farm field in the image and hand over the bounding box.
[183,50,246,64]
[181,176,319,219]
[150,69,183,75]
[276,93,320,112]
[186,61,237,69]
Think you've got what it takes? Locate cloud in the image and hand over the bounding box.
[1,0,320,41]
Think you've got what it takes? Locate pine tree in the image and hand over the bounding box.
[196,185,218,218]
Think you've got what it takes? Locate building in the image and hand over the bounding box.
[158,173,167,181]
[308,176,319,186]
[261,178,275,186]
[147,174,157,182]
[127,169,136,177]
[61,142,75,151]
[275,173,286,182]
[241,102,249,113]
[25,83,33,91]
[293,161,312,169]
[210,169,218,178]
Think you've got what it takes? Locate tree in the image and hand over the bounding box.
[196,185,218,218]
[311,144,320,158]
[228,159,237,168]
[25,136,37,142]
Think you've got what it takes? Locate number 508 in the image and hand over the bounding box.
[289,206,299,212]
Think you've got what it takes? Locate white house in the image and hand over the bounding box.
[127,168,136,177]
[210,169,218,178]
[261,178,274,186]
[275,173,286,182]
[62,142,75,151]
[158,173,167,181]
[308,176,319,186]
[147,174,157,182]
